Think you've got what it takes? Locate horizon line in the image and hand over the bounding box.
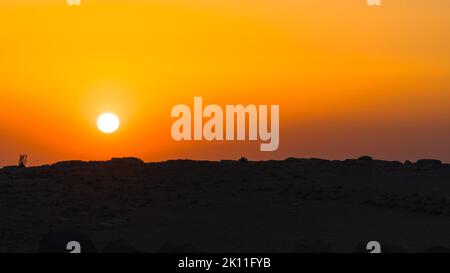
[1,156,448,169]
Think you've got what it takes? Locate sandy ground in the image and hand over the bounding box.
[1,157,449,253]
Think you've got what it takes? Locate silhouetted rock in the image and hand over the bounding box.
[109,157,144,167]
[1,166,23,173]
[238,157,248,163]
[344,158,376,166]
[1,156,449,253]
[309,158,330,165]
[102,240,139,253]
[52,160,87,168]
[284,157,300,162]
[416,159,442,167]
[358,156,373,161]
[37,231,97,253]
[284,158,310,164]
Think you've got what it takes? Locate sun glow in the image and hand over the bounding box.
[97,113,120,134]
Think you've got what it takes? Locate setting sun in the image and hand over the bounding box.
[1,0,450,166]
[97,113,120,134]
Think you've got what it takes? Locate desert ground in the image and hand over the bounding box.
[1,156,450,253]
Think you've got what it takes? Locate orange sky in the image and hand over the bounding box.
[1,0,450,166]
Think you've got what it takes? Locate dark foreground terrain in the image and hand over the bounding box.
[1,156,450,253]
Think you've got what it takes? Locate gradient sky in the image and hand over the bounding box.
[1,0,450,166]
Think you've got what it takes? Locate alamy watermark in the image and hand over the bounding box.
[171,97,280,152]
[67,0,81,6]
[367,0,382,6]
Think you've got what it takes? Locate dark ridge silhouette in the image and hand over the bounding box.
[1,156,450,253]
[357,155,373,161]
[109,157,144,167]
[238,157,249,163]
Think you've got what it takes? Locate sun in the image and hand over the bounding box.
[97,113,120,134]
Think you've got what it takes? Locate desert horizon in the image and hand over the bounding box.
[1,0,450,262]
[2,154,450,169]
[1,155,450,253]
[1,1,450,167]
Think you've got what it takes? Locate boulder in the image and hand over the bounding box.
[358,156,373,161]
[416,159,442,167]
[109,157,144,167]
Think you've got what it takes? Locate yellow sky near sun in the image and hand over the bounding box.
[1,0,450,165]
